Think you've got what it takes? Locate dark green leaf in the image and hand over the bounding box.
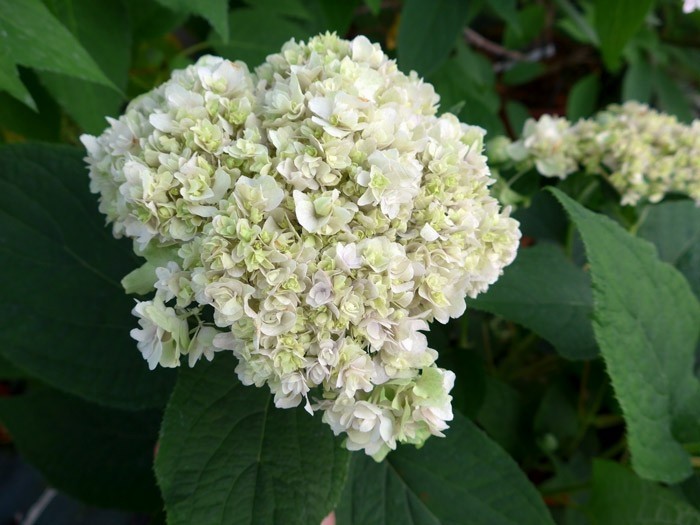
[554,0,599,46]
[0,382,161,511]
[587,460,700,524]
[214,8,311,67]
[364,0,381,15]
[678,473,700,512]
[430,320,486,418]
[566,73,600,121]
[513,189,569,243]
[622,59,653,103]
[0,143,175,409]
[502,62,546,86]
[550,188,700,483]
[0,71,61,141]
[39,0,130,134]
[154,0,229,42]
[487,0,521,35]
[336,412,554,525]
[505,101,531,134]
[427,45,504,135]
[398,0,472,76]
[0,50,36,110]
[594,0,654,71]
[504,5,546,50]
[458,100,505,137]
[476,378,527,455]
[430,44,498,113]
[638,200,700,299]
[469,243,597,360]
[155,353,349,525]
[312,0,361,33]
[0,353,24,379]
[533,383,579,445]
[0,0,114,89]
[124,0,188,39]
[243,0,313,20]
[654,68,694,122]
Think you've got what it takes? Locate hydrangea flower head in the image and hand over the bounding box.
[684,0,700,13]
[82,33,520,459]
[496,102,700,206]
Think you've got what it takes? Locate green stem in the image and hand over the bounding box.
[629,204,650,235]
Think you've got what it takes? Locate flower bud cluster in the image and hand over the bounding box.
[82,33,520,459]
[494,102,700,205]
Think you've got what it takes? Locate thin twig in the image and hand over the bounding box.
[464,28,527,61]
[21,489,57,525]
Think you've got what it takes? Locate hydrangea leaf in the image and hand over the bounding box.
[0,50,36,110]
[214,8,311,66]
[654,68,694,123]
[469,243,597,360]
[0,354,24,380]
[0,381,162,511]
[398,0,473,77]
[364,0,381,15]
[0,0,115,91]
[155,353,350,525]
[638,200,700,299]
[587,460,700,524]
[566,73,600,121]
[38,0,130,133]
[154,0,229,42]
[622,58,653,103]
[0,76,64,144]
[0,143,176,409]
[550,188,700,483]
[594,0,654,71]
[335,412,555,525]
[313,0,361,34]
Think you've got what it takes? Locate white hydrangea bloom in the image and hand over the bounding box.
[82,33,521,457]
[684,0,700,13]
[130,297,190,370]
[506,115,578,179]
[495,102,700,205]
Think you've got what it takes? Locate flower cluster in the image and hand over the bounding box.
[493,102,700,206]
[82,33,520,459]
[684,0,700,14]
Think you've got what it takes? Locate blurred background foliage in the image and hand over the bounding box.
[1,1,700,524]
[3,0,700,143]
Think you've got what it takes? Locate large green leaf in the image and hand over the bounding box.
[155,353,349,525]
[336,412,554,525]
[594,0,654,71]
[312,0,361,34]
[587,460,700,524]
[0,381,161,511]
[0,0,115,105]
[429,44,504,135]
[566,73,600,121]
[0,143,175,409]
[654,68,694,123]
[469,243,597,360]
[622,59,653,103]
[0,71,61,141]
[0,50,36,110]
[39,0,131,133]
[214,8,312,67]
[551,188,700,483]
[154,0,229,41]
[398,0,472,77]
[638,200,700,299]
